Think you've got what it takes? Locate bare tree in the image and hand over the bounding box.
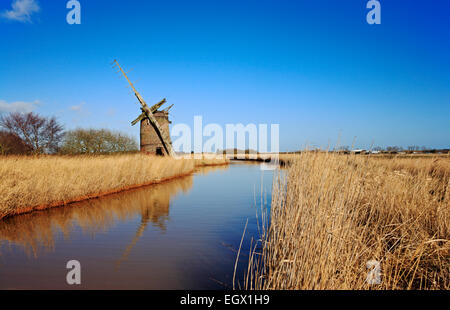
[0,112,64,154]
[408,145,421,151]
[336,145,350,151]
[386,146,403,153]
[372,146,383,152]
[0,131,32,155]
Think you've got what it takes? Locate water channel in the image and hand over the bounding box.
[0,163,275,289]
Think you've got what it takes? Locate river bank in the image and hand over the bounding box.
[0,154,229,220]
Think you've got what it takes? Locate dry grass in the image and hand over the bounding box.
[194,154,230,167]
[0,154,228,219]
[244,153,449,290]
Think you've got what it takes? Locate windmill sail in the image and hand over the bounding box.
[113,60,175,156]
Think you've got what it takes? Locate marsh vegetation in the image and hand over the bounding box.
[243,153,449,290]
[0,154,228,219]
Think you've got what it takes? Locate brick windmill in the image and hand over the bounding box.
[113,60,175,156]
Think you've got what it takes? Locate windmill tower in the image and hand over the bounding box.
[113,60,175,156]
[139,104,174,155]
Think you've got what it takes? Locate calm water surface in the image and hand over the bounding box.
[0,163,274,289]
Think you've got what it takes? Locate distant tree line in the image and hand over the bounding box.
[333,145,440,153]
[0,112,138,155]
[373,146,435,153]
[61,128,138,154]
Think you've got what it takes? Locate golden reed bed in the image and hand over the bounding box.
[0,154,228,220]
[244,153,449,290]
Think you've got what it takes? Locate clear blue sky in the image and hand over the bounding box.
[0,0,449,151]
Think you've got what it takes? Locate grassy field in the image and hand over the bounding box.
[244,153,449,290]
[0,154,228,220]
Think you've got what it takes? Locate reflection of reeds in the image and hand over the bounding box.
[0,173,195,257]
[244,153,449,290]
[0,154,228,219]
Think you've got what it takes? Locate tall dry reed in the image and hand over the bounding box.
[245,153,449,290]
[0,154,228,219]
